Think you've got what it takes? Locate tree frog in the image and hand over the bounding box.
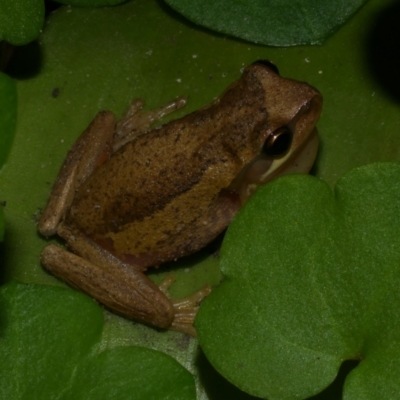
[38,61,322,335]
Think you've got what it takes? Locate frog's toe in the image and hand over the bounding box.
[157,276,211,335]
[170,285,212,336]
[171,285,212,312]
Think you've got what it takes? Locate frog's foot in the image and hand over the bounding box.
[158,275,211,336]
[170,287,212,336]
[113,96,187,151]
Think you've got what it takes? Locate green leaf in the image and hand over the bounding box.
[0,282,196,400]
[64,347,196,400]
[56,0,128,6]
[0,282,103,398]
[164,0,368,46]
[0,0,44,45]
[0,72,17,169]
[196,162,400,399]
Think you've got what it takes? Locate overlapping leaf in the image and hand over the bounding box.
[0,282,196,400]
[197,162,400,399]
[164,0,368,46]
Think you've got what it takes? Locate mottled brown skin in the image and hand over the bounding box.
[38,62,322,332]
[66,64,322,270]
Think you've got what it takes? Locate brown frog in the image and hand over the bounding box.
[38,61,322,335]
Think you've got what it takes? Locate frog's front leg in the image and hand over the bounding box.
[38,96,187,236]
[41,224,210,334]
[38,111,117,237]
[113,96,187,151]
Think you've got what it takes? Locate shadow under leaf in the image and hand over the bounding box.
[4,41,42,80]
[365,0,400,103]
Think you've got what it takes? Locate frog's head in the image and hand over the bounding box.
[234,60,323,203]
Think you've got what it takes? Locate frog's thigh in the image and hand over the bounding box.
[41,244,175,329]
[38,111,116,237]
[113,95,187,151]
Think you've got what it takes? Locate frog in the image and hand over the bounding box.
[38,60,323,335]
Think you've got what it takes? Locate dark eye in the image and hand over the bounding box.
[252,60,280,75]
[263,127,292,157]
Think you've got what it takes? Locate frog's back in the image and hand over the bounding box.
[65,72,269,268]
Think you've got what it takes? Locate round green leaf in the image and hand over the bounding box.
[0,282,104,398]
[0,0,44,45]
[164,0,368,46]
[65,347,196,400]
[196,162,400,399]
[0,282,196,400]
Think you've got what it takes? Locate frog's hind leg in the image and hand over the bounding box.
[43,223,208,335]
[158,275,211,336]
[41,243,176,330]
[38,111,116,237]
[113,96,187,152]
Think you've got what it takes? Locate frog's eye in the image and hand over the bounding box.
[263,127,292,157]
[252,59,280,75]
